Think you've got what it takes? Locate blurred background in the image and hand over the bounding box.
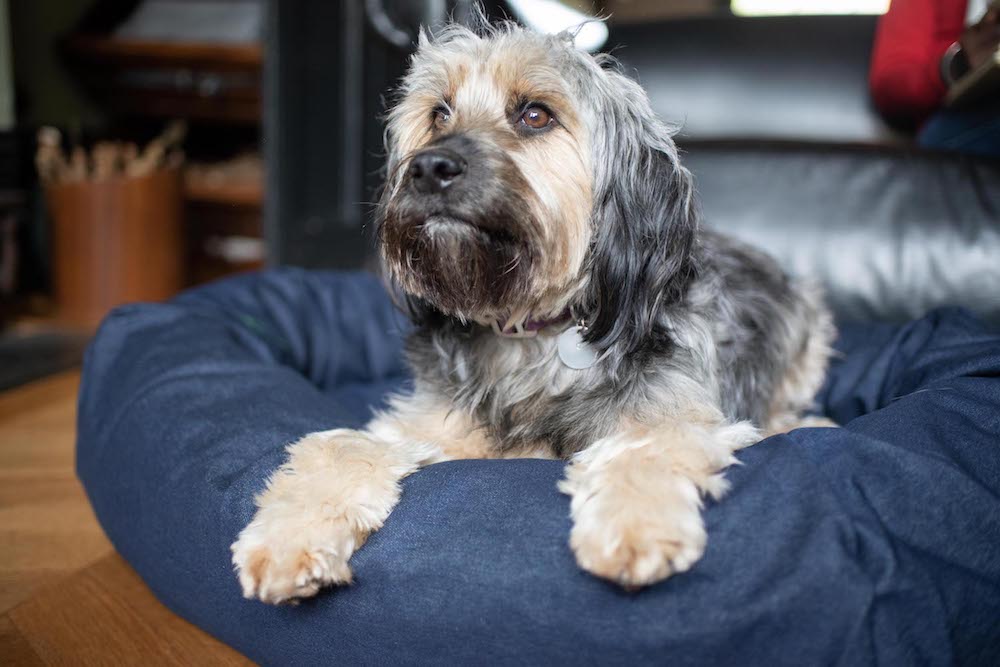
[1,0,997,391]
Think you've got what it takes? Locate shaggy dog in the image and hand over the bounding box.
[231,21,835,603]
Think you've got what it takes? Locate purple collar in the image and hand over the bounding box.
[491,309,573,337]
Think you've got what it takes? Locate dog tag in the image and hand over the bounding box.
[557,326,599,370]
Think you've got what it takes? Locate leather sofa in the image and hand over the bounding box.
[610,15,1000,324]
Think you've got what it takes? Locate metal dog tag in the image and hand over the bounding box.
[557,326,599,370]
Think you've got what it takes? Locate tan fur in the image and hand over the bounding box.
[230,429,428,603]
[558,419,758,587]
[368,393,495,460]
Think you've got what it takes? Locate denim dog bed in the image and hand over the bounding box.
[77,269,1000,665]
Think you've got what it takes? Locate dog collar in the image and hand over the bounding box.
[490,309,572,338]
[488,310,606,369]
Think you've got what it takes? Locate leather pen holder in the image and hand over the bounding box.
[45,167,184,329]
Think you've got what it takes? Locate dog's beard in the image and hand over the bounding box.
[379,194,536,318]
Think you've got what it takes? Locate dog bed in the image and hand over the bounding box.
[77,269,1000,665]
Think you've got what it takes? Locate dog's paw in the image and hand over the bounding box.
[231,429,407,604]
[231,514,359,604]
[567,476,707,589]
[560,432,714,590]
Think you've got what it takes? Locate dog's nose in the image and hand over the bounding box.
[408,149,465,194]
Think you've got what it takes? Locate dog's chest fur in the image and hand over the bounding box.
[405,317,719,458]
[408,329,609,456]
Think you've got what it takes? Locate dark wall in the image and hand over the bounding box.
[264,0,501,269]
[266,1,376,269]
[9,0,106,128]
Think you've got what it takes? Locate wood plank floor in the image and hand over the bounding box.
[0,371,252,665]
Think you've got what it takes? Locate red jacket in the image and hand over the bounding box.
[870,0,969,123]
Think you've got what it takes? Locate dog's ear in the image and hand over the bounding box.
[582,65,698,358]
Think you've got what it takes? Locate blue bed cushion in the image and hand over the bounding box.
[76,269,1000,665]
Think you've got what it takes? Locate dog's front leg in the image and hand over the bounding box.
[231,394,492,604]
[559,417,760,589]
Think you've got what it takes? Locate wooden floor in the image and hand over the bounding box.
[0,371,252,665]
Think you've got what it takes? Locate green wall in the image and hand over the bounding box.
[9,0,105,128]
[0,0,14,130]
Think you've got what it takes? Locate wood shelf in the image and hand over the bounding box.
[61,34,262,124]
[64,35,262,71]
[183,180,262,207]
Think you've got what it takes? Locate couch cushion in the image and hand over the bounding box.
[610,15,901,144]
[685,142,1000,324]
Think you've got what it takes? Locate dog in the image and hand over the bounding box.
[231,20,835,604]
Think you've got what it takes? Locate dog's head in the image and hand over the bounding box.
[378,22,697,353]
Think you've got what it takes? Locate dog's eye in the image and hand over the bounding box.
[432,105,451,129]
[519,105,553,131]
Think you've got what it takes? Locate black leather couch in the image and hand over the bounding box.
[611,15,1000,325]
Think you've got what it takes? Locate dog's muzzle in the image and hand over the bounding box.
[379,132,541,316]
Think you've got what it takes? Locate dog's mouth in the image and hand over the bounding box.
[420,214,479,235]
[380,205,534,317]
[417,213,519,246]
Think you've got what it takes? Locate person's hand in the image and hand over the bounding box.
[960,8,1000,70]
